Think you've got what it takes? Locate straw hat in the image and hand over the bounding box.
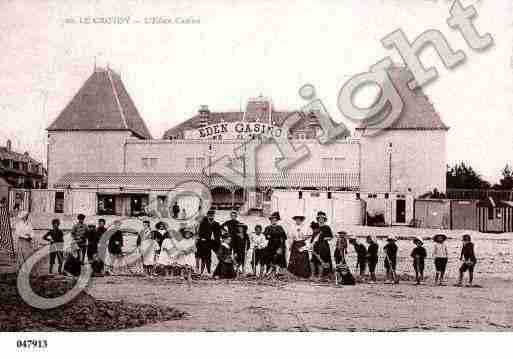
[433,233,447,242]
[292,215,306,221]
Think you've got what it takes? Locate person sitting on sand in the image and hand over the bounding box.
[213,232,236,279]
[335,262,356,286]
[457,234,477,287]
[411,237,427,285]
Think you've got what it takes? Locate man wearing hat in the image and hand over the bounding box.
[71,213,88,263]
[197,209,222,275]
[432,234,449,286]
[222,210,240,241]
[264,211,288,275]
[410,237,427,285]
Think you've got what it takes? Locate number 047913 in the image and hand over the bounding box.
[16,340,48,349]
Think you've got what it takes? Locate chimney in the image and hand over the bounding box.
[308,110,318,127]
[198,105,210,127]
[6,139,11,152]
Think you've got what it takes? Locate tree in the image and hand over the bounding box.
[493,164,513,190]
[446,162,490,189]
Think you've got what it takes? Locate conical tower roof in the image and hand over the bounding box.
[47,67,152,139]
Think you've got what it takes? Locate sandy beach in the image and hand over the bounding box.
[2,213,513,331]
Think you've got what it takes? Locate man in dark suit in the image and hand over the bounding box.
[197,209,222,275]
[222,210,240,239]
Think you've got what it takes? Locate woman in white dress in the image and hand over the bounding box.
[157,234,177,276]
[14,211,35,275]
[138,220,158,276]
[172,228,196,285]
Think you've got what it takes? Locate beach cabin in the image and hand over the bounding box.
[477,197,513,233]
[414,199,451,229]
[450,200,478,231]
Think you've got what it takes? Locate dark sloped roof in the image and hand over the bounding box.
[162,109,314,139]
[162,95,309,139]
[356,66,449,131]
[0,147,43,165]
[163,112,244,139]
[55,171,359,190]
[0,177,10,187]
[47,67,152,139]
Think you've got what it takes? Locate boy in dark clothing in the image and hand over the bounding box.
[457,234,477,286]
[410,237,427,285]
[233,223,250,275]
[334,231,348,265]
[384,237,399,284]
[366,236,379,282]
[42,218,64,274]
[86,224,99,263]
[349,238,367,276]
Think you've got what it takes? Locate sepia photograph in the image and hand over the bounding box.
[0,0,512,356]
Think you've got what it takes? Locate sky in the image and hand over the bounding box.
[0,0,511,183]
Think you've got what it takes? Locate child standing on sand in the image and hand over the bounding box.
[457,234,477,287]
[410,237,427,285]
[250,224,268,277]
[433,234,449,286]
[384,237,399,284]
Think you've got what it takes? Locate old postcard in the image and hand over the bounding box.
[1,0,512,356]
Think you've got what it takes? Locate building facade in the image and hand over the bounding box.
[37,66,448,226]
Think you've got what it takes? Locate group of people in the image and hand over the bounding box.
[18,207,478,287]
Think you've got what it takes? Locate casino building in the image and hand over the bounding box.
[32,65,448,226]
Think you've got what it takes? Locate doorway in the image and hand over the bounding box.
[396,199,406,224]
